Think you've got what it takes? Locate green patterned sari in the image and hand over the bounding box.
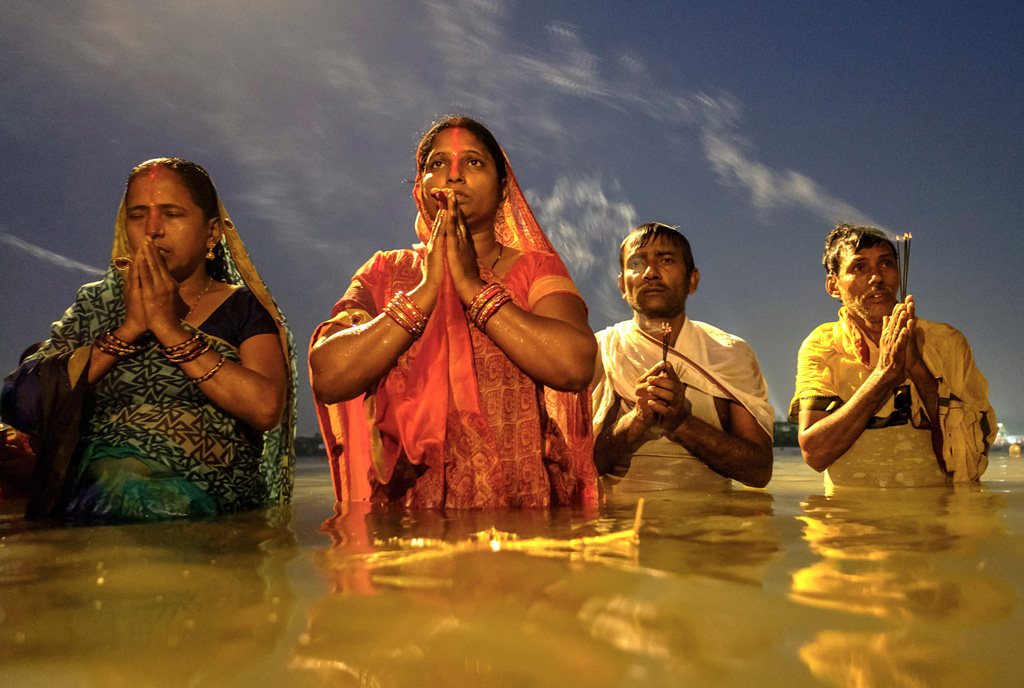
[8,198,296,519]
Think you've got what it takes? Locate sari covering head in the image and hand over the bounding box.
[313,136,596,508]
[3,166,296,518]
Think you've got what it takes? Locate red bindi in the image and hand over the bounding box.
[450,127,463,180]
[146,166,158,210]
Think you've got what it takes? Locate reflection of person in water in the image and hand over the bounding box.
[800,630,992,688]
[627,489,777,585]
[300,501,788,685]
[314,500,594,596]
[791,489,1010,619]
[0,514,296,684]
[793,488,1012,686]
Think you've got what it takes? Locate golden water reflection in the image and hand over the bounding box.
[1,455,1021,686]
[296,485,785,685]
[800,630,993,688]
[0,511,296,686]
[792,485,1016,687]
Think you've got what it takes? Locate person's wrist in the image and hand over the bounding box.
[410,280,439,314]
[115,322,146,343]
[458,278,487,306]
[150,321,190,347]
[662,410,688,433]
[629,406,654,432]
[908,360,934,386]
[871,363,902,390]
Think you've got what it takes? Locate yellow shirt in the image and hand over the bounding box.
[790,308,996,485]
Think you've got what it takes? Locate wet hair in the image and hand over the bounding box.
[822,224,897,275]
[126,157,220,221]
[619,223,696,273]
[416,116,507,185]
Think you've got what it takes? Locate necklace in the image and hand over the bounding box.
[184,277,213,321]
[489,244,504,271]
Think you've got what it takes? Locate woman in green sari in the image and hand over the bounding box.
[1,158,296,519]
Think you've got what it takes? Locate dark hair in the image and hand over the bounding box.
[126,157,220,221]
[822,224,897,275]
[416,116,507,185]
[619,223,696,273]
[19,341,44,364]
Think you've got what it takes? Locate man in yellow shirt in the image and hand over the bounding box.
[790,224,995,488]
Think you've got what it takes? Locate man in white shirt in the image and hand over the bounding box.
[591,223,774,488]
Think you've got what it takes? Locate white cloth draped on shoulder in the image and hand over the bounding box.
[592,318,775,439]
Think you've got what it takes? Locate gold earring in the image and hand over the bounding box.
[205,246,215,260]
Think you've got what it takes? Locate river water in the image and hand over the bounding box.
[2,449,1022,687]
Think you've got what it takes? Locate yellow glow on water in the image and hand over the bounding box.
[1,455,1022,686]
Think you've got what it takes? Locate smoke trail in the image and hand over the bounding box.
[0,231,104,276]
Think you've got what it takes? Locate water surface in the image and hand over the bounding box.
[2,450,1022,687]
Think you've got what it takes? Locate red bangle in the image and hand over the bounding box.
[383,291,429,338]
[467,283,504,323]
[468,284,512,331]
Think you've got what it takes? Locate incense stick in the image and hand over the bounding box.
[897,232,911,301]
[661,322,671,363]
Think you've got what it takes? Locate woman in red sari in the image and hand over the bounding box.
[310,117,597,508]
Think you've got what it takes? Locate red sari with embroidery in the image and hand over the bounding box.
[311,161,596,509]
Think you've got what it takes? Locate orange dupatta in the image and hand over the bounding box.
[312,152,596,506]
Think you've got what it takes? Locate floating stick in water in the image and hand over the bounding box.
[633,497,645,540]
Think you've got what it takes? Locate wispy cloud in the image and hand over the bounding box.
[527,176,638,324]
[0,231,104,276]
[696,95,882,229]
[429,6,881,225]
[2,0,881,283]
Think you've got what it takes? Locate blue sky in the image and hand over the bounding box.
[2,0,1022,434]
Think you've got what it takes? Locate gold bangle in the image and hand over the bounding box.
[95,329,146,358]
[105,329,145,353]
[392,291,428,332]
[162,333,211,364]
[383,291,428,338]
[467,283,503,323]
[190,354,226,385]
[161,333,201,355]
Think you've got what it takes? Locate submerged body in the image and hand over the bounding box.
[1,159,295,519]
[310,118,596,508]
[591,226,774,489]
[792,313,995,488]
[794,224,994,488]
[593,318,774,489]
